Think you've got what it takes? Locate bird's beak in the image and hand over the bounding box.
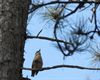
[39,49,41,52]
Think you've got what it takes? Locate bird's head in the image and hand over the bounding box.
[38,49,41,52]
[35,49,41,55]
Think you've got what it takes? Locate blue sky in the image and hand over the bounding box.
[23,0,100,80]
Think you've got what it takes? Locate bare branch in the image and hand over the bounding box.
[32,1,100,7]
[26,35,70,44]
[23,64,100,71]
[29,1,100,13]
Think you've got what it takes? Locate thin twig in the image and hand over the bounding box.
[36,29,43,37]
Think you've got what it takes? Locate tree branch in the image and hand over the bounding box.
[23,64,100,71]
[26,35,70,44]
[33,1,100,7]
[29,1,100,13]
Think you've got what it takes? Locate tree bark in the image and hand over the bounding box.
[0,0,29,80]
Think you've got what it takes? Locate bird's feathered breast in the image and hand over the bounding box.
[32,53,43,69]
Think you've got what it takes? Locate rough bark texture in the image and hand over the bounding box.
[0,0,29,80]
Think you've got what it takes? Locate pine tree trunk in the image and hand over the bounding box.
[0,0,30,80]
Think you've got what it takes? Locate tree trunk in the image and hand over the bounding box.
[0,0,29,80]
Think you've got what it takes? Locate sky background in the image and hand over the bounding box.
[23,0,100,80]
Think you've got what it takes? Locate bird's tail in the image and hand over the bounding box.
[31,70,36,77]
[31,70,38,77]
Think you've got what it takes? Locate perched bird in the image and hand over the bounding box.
[31,49,43,77]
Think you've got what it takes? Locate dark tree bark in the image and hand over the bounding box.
[0,0,29,80]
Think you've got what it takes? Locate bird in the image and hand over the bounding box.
[31,49,43,77]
